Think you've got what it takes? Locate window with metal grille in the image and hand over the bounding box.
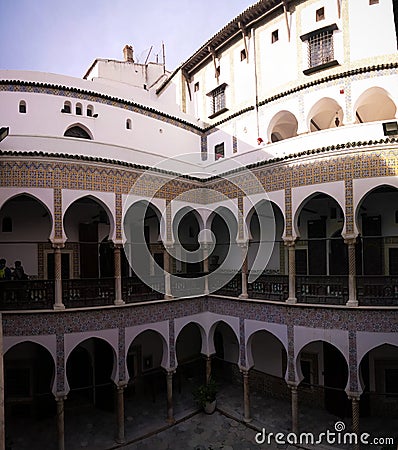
[308,30,334,68]
[212,86,225,114]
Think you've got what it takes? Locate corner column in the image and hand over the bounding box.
[113,244,124,305]
[241,369,251,422]
[344,236,358,307]
[53,243,65,310]
[348,394,361,450]
[289,384,299,434]
[115,384,126,444]
[166,370,175,424]
[239,242,249,299]
[55,395,67,450]
[284,238,297,304]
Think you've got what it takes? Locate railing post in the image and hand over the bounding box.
[284,237,297,304]
[113,244,124,305]
[344,235,358,307]
[52,243,65,310]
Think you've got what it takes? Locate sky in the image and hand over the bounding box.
[0,0,254,78]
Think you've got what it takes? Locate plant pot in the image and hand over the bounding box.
[204,399,216,414]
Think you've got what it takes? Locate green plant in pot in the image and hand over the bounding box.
[193,378,218,414]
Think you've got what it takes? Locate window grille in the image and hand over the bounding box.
[308,30,334,68]
[211,86,226,115]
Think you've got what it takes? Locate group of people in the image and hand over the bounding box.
[0,259,28,280]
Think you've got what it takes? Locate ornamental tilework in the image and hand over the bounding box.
[118,327,126,382]
[115,193,122,240]
[169,319,176,369]
[54,188,63,239]
[345,179,354,234]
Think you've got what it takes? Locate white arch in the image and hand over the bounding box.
[62,190,116,242]
[64,329,119,394]
[207,315,240,357]
[353,86,397,123]
[267,109,298,143]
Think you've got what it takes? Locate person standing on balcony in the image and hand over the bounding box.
[12,260,28,280]
[0,259,12,280]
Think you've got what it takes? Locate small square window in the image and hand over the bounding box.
[215,143,225,160]
[316,7,325,21]
[272,30,279,43]
[369,0,379,4]
[240,49,247,61]
[194,82,200,92]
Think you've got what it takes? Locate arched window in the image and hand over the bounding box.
[75,103,82,116]
[62,101,71,113]
[19,100,27,114]
[87,105,93,117]
[126,118,132,130]
[64,125,92,140]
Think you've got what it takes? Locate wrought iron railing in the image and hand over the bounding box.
[0,279,54,310]
[296,275,349,305]
[62,278,115,308]
[122,276,164,302]
[248,274,288,301]
[357,276,398,306]
[213,273,241,297]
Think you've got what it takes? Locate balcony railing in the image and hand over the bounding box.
[62,278,115,308]
[0,279,54,310]
[122,276,164,302]
[357,276,398,306]
[248,274,288,301]
[1,274,398,310]
[296,275,349,305]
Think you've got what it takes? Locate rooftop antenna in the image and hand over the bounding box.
[144,46,153,65]
[162,41,166,73]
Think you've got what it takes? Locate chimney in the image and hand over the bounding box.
[123,45,134,63]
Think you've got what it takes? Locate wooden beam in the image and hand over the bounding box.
[238,21,249,63]
[182,69,192,102]
[337,0,341,18]
[311,119,321,131]
[283,1,291,42]
[208,46,219,81]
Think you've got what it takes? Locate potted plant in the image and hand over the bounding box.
[193,377,218,414]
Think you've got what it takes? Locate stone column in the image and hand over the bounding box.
[344,236,358,307]
[284,238,297,304]
[349,394,361,450]
[241,369,251,422]
[289,384,299,434]
[166,371,175,424]
[239,243,248,299]
[115,385,126,444]
[55,395,66,450]
[53,244,65,310]
[113,244,124,305]
[205,356,212,384]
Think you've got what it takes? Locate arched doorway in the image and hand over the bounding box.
[211,321,239,382]
[298,341,350,418]
[4,342,55,448]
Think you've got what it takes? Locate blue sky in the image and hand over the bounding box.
[0,0,253,77]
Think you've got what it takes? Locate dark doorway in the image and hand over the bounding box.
[362,215,382,275]
[79,223,98,278]
[323,342,350,418]
[329,231,348,275]
[389,248,398,275]
[308,219,326,275]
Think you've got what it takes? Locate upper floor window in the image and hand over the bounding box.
[369,0,379,4]
[62,101,71,113]
[301,24,338,75]
[272,30,279,43]
[240,49,247,61]
[207,83,228,119]
[87,105,93,117]
[316,7,325,21]
[214,143,225,160]
[64,125,92,140]
[194,82,200,92]
[75,103,82,115]
[19,100,26,114]
[126,118,132,130]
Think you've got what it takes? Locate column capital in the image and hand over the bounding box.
[347,391,361,401]
[283,236,297,247]
[51,241,65,250]
[54,393,67,401]
[342,234,358,245]
[236,239,249,249]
